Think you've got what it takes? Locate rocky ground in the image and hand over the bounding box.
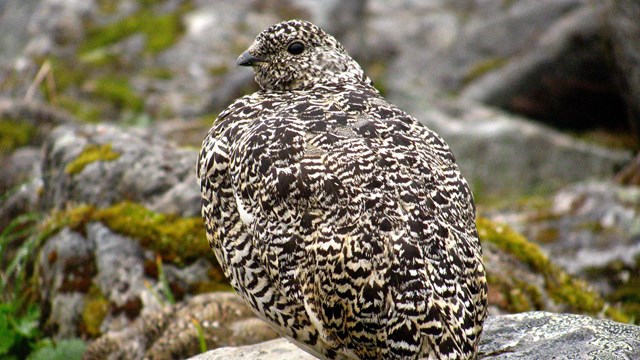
[1,0,639,359]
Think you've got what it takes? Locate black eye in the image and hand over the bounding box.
[287,42,305,55]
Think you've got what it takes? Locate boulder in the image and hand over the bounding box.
[189,312,640,360]
[479,311,640,359]
[84,292,278,360]
[40,123,200,217]
[404,100,630,199]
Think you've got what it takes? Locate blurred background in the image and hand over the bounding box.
[0,0,639,359]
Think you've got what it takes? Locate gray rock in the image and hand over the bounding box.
[0,0,39,65]
[404,100,630,198]
[479,312,640,359]
[39,228,94,338]
[608,0,640,136]
[187,338,314,360]
[89,221,157,329]
[189,312,640,360]
[40,123,199,217]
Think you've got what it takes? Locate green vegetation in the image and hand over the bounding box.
[0,120,37,153]
[0,303,40,359]
[27,338,86,360]
[80,9,185,57]
[64,144,121,175]
[0,213,88,359]
[478,217,630,322]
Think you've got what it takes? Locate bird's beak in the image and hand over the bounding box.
[237,51,265,67]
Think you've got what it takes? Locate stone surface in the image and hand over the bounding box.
[478,312,640,359]
[40,123,199,217]
[190,312,640,360]
[187,338,314,360]
[608,0,640,136]
[404,100,630,198]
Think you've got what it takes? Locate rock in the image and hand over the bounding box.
[84,292,278,360]
[459,2,623,132]
[478,311,640,359]
[615,152,640,186]
[403,100,630,199]
[0,0,39,65]
[187,338,314,360]
[0,147,42,229]
[189,312,640,360]
[608,0,640,137]
[40,123,199,217]
[491,182,640,309]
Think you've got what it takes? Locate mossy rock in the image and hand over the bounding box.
[43,202,211,266]
[478,217,630,323]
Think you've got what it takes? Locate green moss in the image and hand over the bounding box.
[477,217,630,322]
[0,120,36,152]
[43,202,211,265]
[81,286,109,337]
[91,77,144,112]
[64,144,121,175]
[464,57,508,84]
[80,8,185,56]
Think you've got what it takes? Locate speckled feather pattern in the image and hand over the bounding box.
[197,20,487,359]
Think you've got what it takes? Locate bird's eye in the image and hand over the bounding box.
[287,42,305,55]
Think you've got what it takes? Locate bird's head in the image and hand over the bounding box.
[237,19,371,91]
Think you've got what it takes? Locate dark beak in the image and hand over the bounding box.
[237,51,265,67]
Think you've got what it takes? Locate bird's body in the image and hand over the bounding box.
[197,20,487,359]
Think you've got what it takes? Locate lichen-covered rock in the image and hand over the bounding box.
[478,311,640,359]
[83,292,278,360]
[189,312,640,360]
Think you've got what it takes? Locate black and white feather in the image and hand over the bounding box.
[197,19,487,360]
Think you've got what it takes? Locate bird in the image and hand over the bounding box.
[197,19,487,360]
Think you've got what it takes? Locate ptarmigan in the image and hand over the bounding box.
[197,19,487,360]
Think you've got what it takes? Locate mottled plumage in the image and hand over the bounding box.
[197,20,487,359]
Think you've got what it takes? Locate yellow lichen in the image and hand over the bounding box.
[64,144,121,175]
